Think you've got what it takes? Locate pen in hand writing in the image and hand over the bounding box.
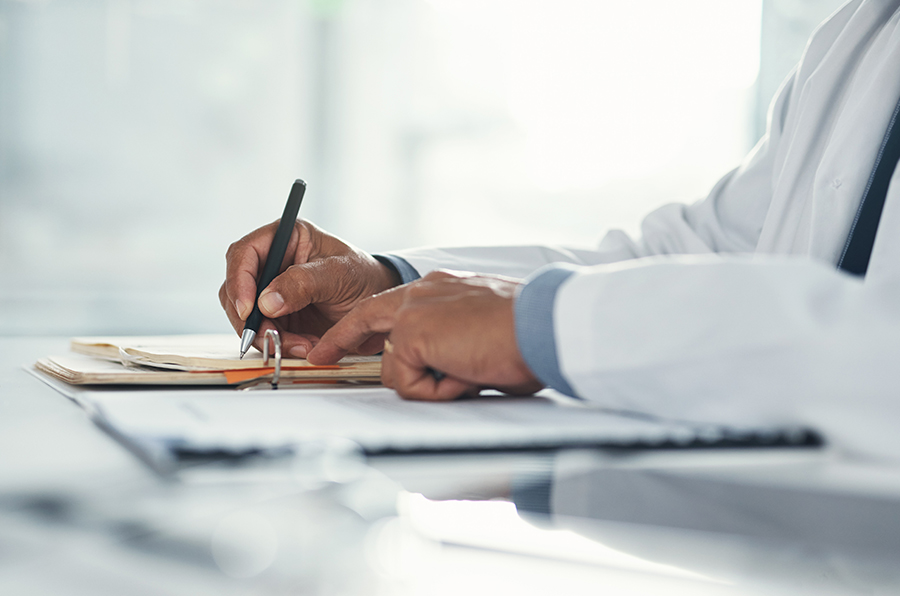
[240,179,307,358]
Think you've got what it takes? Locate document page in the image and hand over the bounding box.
[83,387,707,455]
[70,334,379,372]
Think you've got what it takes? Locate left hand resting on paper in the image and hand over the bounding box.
[306,270,544,400]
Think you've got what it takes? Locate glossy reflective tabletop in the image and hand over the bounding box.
[3,337,899,595]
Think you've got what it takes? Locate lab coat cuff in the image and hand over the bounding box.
[373,254,421,285]
[515,264,579,398]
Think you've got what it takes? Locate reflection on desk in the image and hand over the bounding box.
[5,337,900,595]
[512,450,900,594]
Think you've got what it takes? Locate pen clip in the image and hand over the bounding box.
[261,329,282,390]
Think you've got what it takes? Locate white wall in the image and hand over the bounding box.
[0,0,842,335]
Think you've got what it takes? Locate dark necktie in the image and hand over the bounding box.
[837,97,900,276]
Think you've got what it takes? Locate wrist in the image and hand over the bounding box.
[372,254,421,286]
[370,254,402,289]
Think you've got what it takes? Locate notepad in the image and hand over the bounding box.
[70,334,378,370]
[35,334,381,386]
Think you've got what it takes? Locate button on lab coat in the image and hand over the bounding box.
[394,0,900,459]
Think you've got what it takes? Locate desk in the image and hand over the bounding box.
[3,337,900,595]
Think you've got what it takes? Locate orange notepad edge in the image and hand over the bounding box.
[220,365,340,384]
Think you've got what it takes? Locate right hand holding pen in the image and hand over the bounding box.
[219,219,400,358]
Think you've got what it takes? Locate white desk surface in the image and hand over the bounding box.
[3,336,900,595]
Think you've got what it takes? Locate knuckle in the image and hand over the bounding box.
[394,307,421,333]
[405,282,433,300]
[298,219,317,240]
[423,270,447,281]
[225,239,244,261]
[356,293,377,313]
[282,263,301,279]
[297,220,321,252]
[427,269,462,281]
[280,264,309,291]
[349,306,375,334]
[394,384,418,400]
[400,386,433,402]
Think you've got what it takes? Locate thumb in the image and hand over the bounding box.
[257,260,339,318]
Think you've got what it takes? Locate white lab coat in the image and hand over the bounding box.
[395,0,900,460]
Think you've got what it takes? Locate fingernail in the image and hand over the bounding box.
[290,345,308,358]
[259,292,284,316]
[235,299,248,319]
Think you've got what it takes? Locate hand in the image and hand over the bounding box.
[306,270,544,400]
[219,219,400,358]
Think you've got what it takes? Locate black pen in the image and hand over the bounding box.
[240,179,307,358]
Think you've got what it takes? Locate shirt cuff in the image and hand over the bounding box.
[514,264,579,397]
[373,254,421,285]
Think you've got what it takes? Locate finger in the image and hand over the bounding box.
[256,259,341,319]
[307,289,406,364]
[224,224,277,321]
[391,354,475,401]
[283,331,320,359]
[225,222,306,321]
[421,269,464,282]
[380,346,396,389]
[247,319,287,355]
[221,283,317,356]
[219,282,245,335]
[357,333,388,356]
[247,319,318,359]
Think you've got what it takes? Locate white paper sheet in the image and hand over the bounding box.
[75,386,800,455]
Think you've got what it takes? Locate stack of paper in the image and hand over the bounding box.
[35,335,381,387]
[31,335,822,462]
[52,385,822,460]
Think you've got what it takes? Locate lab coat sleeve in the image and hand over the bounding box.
[518,255,900,460]
[388,71,795,280]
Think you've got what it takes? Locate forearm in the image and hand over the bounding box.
[512,256,900,459]
[384,243,639,283]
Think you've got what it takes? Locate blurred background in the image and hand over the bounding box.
[0,0,845,336]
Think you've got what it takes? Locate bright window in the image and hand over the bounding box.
[0,0,838,334]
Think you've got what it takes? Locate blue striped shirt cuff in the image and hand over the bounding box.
[514,264,578,397]
[373,254,421,285]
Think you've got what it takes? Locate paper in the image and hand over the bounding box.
[33,337,821,459]
[71,334,379,371]
[78,386,818,456]
[36,335,381,386]
[36,354,232,385]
